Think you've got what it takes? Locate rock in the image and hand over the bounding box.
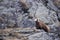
[11,28,35,33]
[19,0,32,13]
[29,0,59,28]
[0,0,60,40]
[29,0,58,25]
[28,32,53,40]
[0,0,3,2]
[53,0,60,9]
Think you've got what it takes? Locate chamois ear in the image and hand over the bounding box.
[37,18,40,22]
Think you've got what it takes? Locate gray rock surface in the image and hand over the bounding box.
[0,0,60,40]
[28,32,53,40]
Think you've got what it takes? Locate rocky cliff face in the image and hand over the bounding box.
[0,0,60,40]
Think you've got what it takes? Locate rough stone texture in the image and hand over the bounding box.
[28,32,52,40]
[0,0,60,40]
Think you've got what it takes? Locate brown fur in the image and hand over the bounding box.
[35,19,50,32]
